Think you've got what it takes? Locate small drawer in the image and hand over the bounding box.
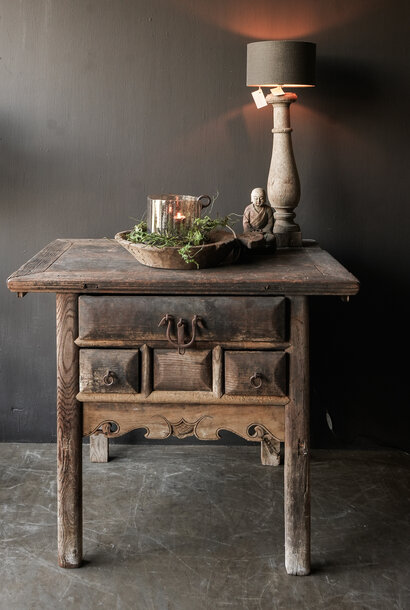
[153,349,212,391]
[224,351,287,396]
[79,349,139,393]
[77,295,286,345]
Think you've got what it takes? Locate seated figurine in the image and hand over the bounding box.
[243,187,275,243]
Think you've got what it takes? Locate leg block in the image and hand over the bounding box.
[90,434,109,463]
[260,437,281,466]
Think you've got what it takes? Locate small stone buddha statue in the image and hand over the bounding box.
[243,187,275,243]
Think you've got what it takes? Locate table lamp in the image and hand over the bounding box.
[247,40,316,247]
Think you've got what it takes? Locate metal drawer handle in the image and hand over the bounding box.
[158,313,204,354]
[250,372,263,389]
[103,370,117,386]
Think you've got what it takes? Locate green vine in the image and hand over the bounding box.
[126,216,233,267]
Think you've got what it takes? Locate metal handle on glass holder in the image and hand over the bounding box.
[198,195,212,209]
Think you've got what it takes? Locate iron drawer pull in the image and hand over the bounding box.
[158,313,204,354]
[250,372,263,389]
[103,370,117,386]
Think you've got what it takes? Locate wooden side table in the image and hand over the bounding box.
[7,239,359,575]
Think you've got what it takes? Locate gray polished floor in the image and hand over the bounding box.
[0,444,409,609]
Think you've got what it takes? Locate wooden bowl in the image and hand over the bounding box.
[114,229,238,270]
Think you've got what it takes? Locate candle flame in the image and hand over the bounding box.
[174,212,186,220]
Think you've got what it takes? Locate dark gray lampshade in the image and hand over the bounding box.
[247,40,316,87]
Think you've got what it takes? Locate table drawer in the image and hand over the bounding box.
[77,296,286,345]
[224,350,287,396]
[153,349,212,391]
[79,349,139,393]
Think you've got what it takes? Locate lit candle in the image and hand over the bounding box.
[173,211,186,234]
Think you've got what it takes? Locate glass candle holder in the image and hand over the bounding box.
[147,194,211,235]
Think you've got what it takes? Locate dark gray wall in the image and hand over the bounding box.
[1,0,409,448]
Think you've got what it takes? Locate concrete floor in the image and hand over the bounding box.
[0,445,409,610]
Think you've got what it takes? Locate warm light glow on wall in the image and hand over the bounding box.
[171,0,379,39]
[296,103,362,146]
[170,102,349,161]
[169,102,258,158]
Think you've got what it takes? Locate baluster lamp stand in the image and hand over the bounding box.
[247,41,316,248]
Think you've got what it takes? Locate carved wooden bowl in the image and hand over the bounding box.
[114,229,238,270]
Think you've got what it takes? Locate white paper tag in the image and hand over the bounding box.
[270,86,285,96]
[251,87,267,109]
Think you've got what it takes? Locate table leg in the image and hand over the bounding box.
[285,296,310,575]
[56,293,82,568]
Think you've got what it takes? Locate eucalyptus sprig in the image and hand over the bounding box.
[126,215,234,267]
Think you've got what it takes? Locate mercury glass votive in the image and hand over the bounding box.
[147,194,211,235]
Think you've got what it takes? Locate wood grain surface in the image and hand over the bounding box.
[224,350,287,396]
[76,390,289,406]
[89,434,109,463]
[82,402,285,443]
[79,349,140,394]
[260,436,281,466]
[56,293,82,568]
[77,295,286,344]
[285,296,310,575]
[212,346,223,398]
[153,349,212,391]
[140,344,152,398]
[8,239,73,280]
[7,239,360,296]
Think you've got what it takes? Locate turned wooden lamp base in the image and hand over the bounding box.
[266,92,303,248]
[275,231,302,248]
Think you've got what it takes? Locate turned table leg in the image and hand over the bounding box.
[285,296,310,575]
[56,293,82,568]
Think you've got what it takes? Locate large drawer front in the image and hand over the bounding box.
[225,351,287,396]
[79,349,139,393]
[78,296,286,345]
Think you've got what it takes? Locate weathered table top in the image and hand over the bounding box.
[7,239,359,296]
